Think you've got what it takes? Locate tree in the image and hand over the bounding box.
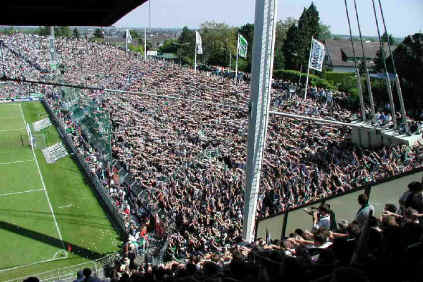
[273,18,297,70]
[37,26,50,36]
[2,26,16,35]
[199,21,237,67]
[295,3,321,70]
[73,28,80,39]
[373,49,386,72]
[129,30,139,39]
[93,28,104,39]
[56,26,71,37]
[282,24,299,70]
[159,38,178,53]
[388,33,423,109]
[381,32,396,45]
[319,23,332,41]
[177,26,195,65]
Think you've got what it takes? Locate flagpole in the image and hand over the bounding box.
[235,34,239,82]
[125,30,128,52]
[144,26,147,61]
[298,64,302,84]
[304,36,313,99]
[229,51,232,70]
[194,45,197,73]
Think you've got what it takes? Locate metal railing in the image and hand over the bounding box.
[256,168,423,240]
[6,253,120,282]
[42,99,127,235]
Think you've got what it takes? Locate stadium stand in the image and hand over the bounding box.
[0,33,422,281]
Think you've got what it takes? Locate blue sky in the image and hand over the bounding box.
[115,0,423,37]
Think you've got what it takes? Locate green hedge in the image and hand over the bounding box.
[323,72,355,84]
[273,69,336,90]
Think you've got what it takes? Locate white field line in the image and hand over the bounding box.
[0,128,26,132]
[0,256,67,275]
[0,159,34,165]
[58,204,73,209]
[0,188,44,197]
[19,104,67,257]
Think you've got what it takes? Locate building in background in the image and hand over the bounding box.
[325,39,396,73]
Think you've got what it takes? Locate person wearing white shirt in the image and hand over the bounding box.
[304,205,331,231]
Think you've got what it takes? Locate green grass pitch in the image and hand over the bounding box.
[0,102,121,280]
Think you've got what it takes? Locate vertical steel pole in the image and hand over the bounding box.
[194,46,197,72]
[344,0,366,121]
[378,0,407,123]
[371,0,397,129]
[144,26,147,61]
[125,30,128,52]
[353,0,375,121]
[303,38,313,99]
[242,0,278,243]
[235,34,239,82]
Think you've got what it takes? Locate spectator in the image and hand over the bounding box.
[355,193,375,227]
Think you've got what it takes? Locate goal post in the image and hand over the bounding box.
[26,122,47,149]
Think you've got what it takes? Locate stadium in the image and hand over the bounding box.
[0,0,423,281]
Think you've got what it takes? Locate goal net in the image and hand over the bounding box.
[25,123,47,150]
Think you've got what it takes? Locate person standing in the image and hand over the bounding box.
[355,193,374,227]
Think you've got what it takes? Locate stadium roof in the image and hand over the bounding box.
[1,0,148,26]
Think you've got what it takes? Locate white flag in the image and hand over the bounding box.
[126,29,132,44]
[195,31,203,55]
[308,38,325,72]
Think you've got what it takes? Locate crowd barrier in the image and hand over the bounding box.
[5,253,120,282]
[42,99,127,236]
[0,97,42,103]
[256,168,423,241]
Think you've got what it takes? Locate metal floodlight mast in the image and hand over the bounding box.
[352,0,376,122]
[371,0,397,129]
[377,0,407,124]
[242,0,278,243]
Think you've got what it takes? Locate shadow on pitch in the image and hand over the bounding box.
[0,208,113,230]
[0,220,103,260]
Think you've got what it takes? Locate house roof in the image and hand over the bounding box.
[1,0,147,26]
[324,39,396,68]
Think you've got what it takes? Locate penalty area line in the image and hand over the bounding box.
[0,189,44,197]
[0,159,34,165]
[0,128,26,132]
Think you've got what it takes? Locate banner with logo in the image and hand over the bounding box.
[308,38,325,72]
[238,34,248,58]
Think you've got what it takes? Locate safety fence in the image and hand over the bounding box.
[256,168,423,241]
[6,253,120,282]
[42,99,127,235]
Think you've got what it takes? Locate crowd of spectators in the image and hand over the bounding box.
[24,179,420,282]
[1,34,423,281]
[103,179,423,282]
